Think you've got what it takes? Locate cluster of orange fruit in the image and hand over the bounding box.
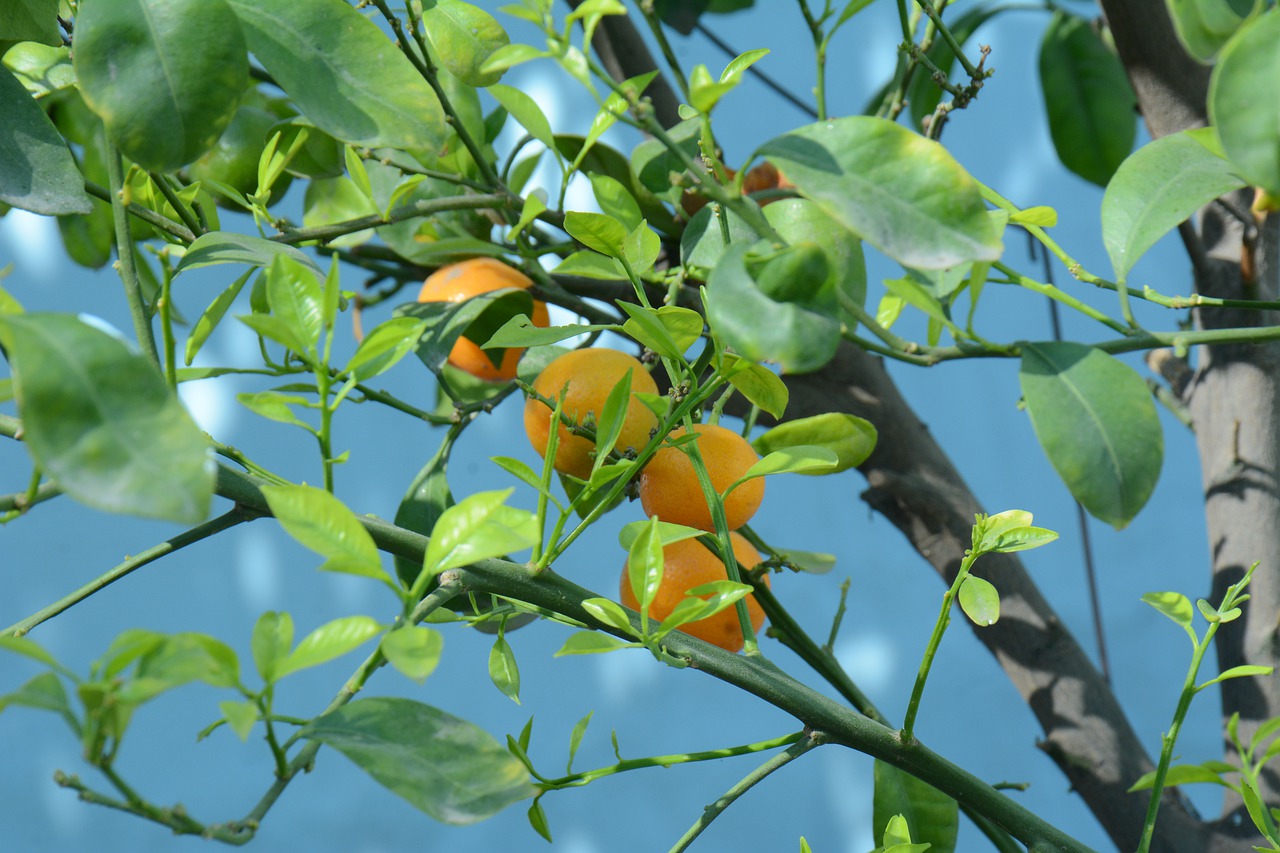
[419,258,771,652]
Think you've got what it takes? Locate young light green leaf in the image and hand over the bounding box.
[654,581,752,638]
[488,83,557,151]
[489,634,522,704]
[589,172,643,231]
[752,413,876,474]
[251,611,294,684]
[483,316,614,349]
[381,625,445,683]
[1009,206,1058,227]
[218,699,259,741]
[1167,0,1257,61]
[739,446,839,482]
[626,516,665,618]
[1020,342,1163,529]
[581,598,637,635]
[1143,591,1198,644]
[554,632,633,656]
[300,697,535,824]
[621,220,661,274]
[345,317,428,382]
[564,211,628,259]
[185,269,252,365]
[618,520,705,551]
[0,313,214,524]
[276,616,382,679]
[236,391,312,430]
[422,489,539,579]
[260,484,390,583]
[1128,763,1228,791]
[1198,664,1274,692]
[958,575,1000,626]
[987,526,1059,554]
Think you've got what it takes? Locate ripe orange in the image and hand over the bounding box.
[620,532,769,652]
[418,258,549,382]
[638,423,764,531]
[523,348,659,480]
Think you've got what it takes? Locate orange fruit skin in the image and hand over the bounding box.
[620,532,770,652]
[524,348,659,480]
[418,258,550,382]
[638,423,764,531]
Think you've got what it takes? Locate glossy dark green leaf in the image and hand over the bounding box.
[422,0,510,88]
[226,0,445,150]
[399,290,536,376]
[1,0,60,45]
[873,760,958,853]
[631,117,700,201]
[75,0,247,171]
[1038,12,1136,187]
[381,625,445,682]
[752,413,876,474]
[679,202,759,269]
[276,616,382,679]
[1102,128,1246,283]
[1209,9,1280,194]
[705,242,840,373]
[765,199,867,330]
[260,484,392,583]
[1166,0,1256,61]
[760,117,1002,269]
[1020,342,1162,529]
[0,313,213,523]
[482,316,613,348]
[0,67,91,214]
[300,697,535,824]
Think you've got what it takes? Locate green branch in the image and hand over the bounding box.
[104,139,159,366]
[270,193,506,246]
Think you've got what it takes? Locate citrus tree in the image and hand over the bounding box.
[3,0,1280,851]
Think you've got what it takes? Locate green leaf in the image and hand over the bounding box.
[760,117,1003,269]
[589,172,643,231]
[399,291,535,377]
[655,581,752,638]
[621,220,661,274]
[1167,0,1257,62]
[764,199,867,332]
[422,489,538,579]
[226,0,445,150]
[1019,342,1163,529]
[185,269,252,365]
[619,303,701,362]
[488,634,521,704]
[564,211,628,260]
[482,316,613,348]
[626,516,665,619]
[175,231,322,277]
[300,697,535,824]
[0,672,79,735]
[721,354,789,419]
[0,0,60,45]
[488,83,557,152]
[581,598,637,635]
[0,637,77,682]
[1209,9,1280,195]
[0,67,92,214]
[421,0,510,87]
[752,413,876,474]
[705,243,840,374]
[260,484,391,583]
[218,699,259,741]
[958,575,1000,626]
[0,313,214,523]
[554,631,633,656]
[1038,12,1136,187]
[345,317,428,382]
[618,520,705,551]
[263,254,324,356]
[987,526,1059,554]
[873,760,959,853]
[393,428,459,587]
[252,611,294,684]
[276,616,382,679]
[1198,664,1274,691]
[381,626,445,683]
[1102,128,1246,283]
[236,390,312,430]
[74,0,246,171]
[1009,206,1058,228]
[741,446,839,480]
[775,548,837,574]
[1142,591,1198,644]
[1128,763,1229,792]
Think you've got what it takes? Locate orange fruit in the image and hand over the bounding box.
[620,532,769,652]
[418,258,549,382]
[524,348,659,480]
[638,423,764,531]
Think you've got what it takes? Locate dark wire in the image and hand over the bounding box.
[693,22,820,119]
[1028,232,1112,686]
